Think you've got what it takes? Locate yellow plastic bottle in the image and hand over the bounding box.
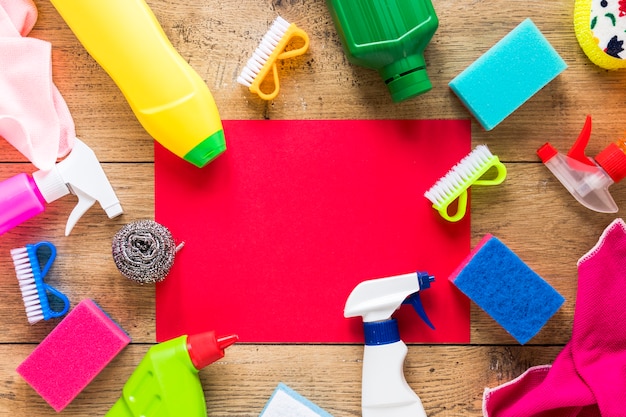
[49,0,225,168]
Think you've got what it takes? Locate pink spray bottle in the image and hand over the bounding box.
[0,138,122,236]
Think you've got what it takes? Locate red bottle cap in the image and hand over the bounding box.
[537,142,558,163]
[595,142,626,183]
[187,331,238,370]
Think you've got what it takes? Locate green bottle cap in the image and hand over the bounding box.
[380,54,432,102]
[386,68,432,102]
[184,129,227,168]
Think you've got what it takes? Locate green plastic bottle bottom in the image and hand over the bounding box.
[386,68,432,103]
[184,129,226,168]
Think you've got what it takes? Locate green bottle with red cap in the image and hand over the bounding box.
[106,331,238,417]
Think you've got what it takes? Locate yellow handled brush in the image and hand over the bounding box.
[424,145,507,222]
[237,16,310,100]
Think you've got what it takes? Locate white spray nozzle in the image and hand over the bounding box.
[345,271,434,324]
[32,138,123,236]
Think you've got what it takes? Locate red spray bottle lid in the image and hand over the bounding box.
[595,141,626,183]
[186,331,238,370]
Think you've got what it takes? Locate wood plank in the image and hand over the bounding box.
[0,0,620,415]
[5,0,620,164]
[0,344,563,416]
[0,162,604,345]
[0,164,155,344]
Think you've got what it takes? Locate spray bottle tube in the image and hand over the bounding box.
[49,0,225,168]
[345,271,435,417]
[0,138,122,236]
[107,331,238,417]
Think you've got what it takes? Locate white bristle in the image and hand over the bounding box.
[18,279,35,288]
[26,314,43,325]
[424,145,496,206]
[23,293,40,303]
[237,16,291,87]
[11,246,44,325]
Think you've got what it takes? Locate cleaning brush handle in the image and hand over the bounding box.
[256,64,281,101]
[276,27,310,60]
[472,160,507,186]
[29,242,70,320]
[41,284,70,319]
[29,241,57,278]
[253,25,310,101]
[437,191,469,223]
[435,158,507,222]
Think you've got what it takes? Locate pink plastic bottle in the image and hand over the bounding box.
[0,173,46,235]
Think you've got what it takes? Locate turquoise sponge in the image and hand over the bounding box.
[449,234,565,344]
[449,18,567,131]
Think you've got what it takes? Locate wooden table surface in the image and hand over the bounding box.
[2,0,625,416]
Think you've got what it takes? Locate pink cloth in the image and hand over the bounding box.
[483,218,626,417]
[0,0,74,170]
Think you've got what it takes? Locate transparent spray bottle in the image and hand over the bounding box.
[344,271,435,417]
[538,115,626,213]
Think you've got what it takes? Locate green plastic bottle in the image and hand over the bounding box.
[106,331,237,417]
[326,0,439,102]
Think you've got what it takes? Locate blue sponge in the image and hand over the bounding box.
[449,234,564,344]
[449,18,567,131]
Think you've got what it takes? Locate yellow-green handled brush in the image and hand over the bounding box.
[424,145,507,222]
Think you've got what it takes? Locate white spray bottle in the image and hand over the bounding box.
[0,138,123,236]
[345,271,435,417]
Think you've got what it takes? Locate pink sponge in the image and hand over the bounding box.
[17,298,130,412]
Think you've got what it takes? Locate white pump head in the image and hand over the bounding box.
[345,271,434,325]
[32,138,123,236]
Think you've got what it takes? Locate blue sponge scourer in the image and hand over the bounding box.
[449,18,567,131]
[449,234,564,344]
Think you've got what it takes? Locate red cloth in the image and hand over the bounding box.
[155,119,472,343]
[483,218,626,416]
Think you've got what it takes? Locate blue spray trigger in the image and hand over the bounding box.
[404,293,435,330]
[402,272,435,329]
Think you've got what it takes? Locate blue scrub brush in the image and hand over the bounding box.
[11,241,70,324]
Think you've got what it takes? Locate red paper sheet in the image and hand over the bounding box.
[155,119,471,343]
